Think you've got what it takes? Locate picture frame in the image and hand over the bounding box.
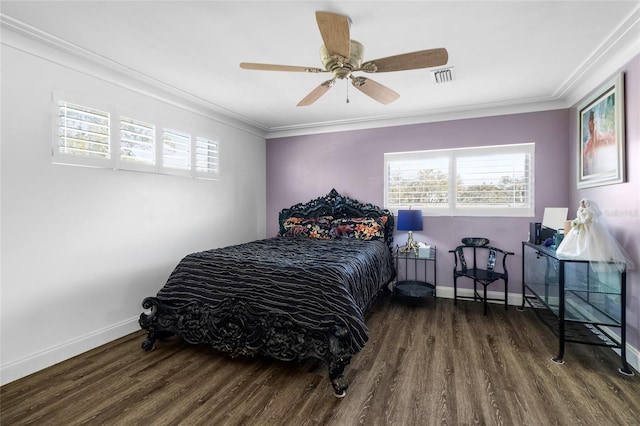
[577,73,626,189]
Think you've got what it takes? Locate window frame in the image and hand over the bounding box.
[384,143,535,217]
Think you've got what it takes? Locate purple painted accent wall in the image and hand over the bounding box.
[568,53,640,351]
[266,109,570,292]
[266,53,639,354]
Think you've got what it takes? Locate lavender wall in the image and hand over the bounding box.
[266,53,639,357]
[266,109,570,297]
[568,53,640,352]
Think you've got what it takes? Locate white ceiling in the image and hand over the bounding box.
[2,1,639,137]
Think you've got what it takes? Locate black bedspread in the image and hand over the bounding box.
[155,236,394,353]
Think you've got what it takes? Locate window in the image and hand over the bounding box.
[55,101,111,167]
[385,143,535,217]
[120,117,155,171]
[53,93,219,180]
[162,129,191,172]
[195,137,219,178]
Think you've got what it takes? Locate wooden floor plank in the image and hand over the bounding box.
[2,296,639,425]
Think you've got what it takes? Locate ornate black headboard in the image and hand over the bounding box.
[278,189,394,248]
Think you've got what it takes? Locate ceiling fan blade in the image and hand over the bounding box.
[350,77,399,105]
[297,79,336,107]
[315,11,351,59]
[361,48,449,73]
[240,62,325,73]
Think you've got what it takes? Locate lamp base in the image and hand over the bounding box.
[399,231,420,255]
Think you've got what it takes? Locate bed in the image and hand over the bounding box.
[139,189,395,397]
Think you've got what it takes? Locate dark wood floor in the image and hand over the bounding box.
[2,296,639,425]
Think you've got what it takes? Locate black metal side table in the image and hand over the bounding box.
[394,246,437,303]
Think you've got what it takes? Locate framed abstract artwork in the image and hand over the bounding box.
[577,73,626,189]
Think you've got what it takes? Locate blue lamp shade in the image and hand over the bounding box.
[397,209,423,231]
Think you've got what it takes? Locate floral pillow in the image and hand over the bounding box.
[280,216,333,239]
[330,216,388,240]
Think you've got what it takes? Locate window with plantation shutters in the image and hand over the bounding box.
[120,117,155,170]
[53,92,220,179]
[162,129,191,173]
[384,143,535,217]
[386,153,450,208]
[195,137,219,178]
[55,101,111,167]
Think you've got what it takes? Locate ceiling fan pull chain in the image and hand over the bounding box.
[346,80,350,104]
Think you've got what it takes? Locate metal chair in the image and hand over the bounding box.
[449,239,514,316]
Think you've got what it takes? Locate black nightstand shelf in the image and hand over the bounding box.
[395,280,435,299]
[394,246,437,304]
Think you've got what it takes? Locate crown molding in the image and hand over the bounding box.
[2,4,639,140]
[266,4,640,139]
[264,97,569,139]
[560,4,640,107]
[0,14,268,139]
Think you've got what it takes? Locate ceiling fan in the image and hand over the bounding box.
[240,11,449,106]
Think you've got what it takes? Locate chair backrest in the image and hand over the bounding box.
[453,245,510,273]
[455,246,468,270]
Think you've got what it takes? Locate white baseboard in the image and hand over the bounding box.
[435,287,639,374]
[629,345,639,373]
[0,317,140,386]
[603,327,640,375]
[435,285,523,307]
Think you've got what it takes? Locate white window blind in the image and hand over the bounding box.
[162,129,191,172]
[386,154,450,208]
[385,143,535,217]
[55,101,111,166]
[195,137,219,178]
[120,117,155,170]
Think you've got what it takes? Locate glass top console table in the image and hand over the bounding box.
[521,241,633,375]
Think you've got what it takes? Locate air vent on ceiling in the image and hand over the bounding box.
[431,67,455,84]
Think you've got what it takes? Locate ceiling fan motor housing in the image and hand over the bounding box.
[320,40,365,79]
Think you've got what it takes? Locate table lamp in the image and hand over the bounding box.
[397,209,423,254]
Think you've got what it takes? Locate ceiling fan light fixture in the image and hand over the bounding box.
[320,40,364,75]
[431,67,455,84]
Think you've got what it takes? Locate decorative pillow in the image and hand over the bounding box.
[330,216,387,240]
[280,216,333,239]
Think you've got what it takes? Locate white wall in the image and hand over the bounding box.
[1,39,266,384]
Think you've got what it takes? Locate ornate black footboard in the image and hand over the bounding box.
[139,297,353,396]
